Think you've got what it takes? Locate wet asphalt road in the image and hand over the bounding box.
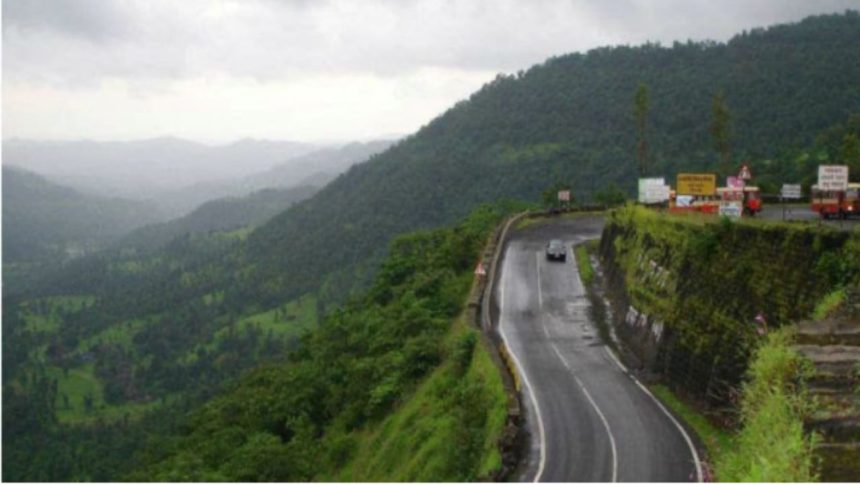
[495,215,700,482]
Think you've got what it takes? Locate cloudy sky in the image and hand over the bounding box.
[3,0,857,144]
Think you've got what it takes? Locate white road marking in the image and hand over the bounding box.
[498,254,547,482]
[540,248,618,482]
[550,343,570,370]
[602,346,704,482]
[552,341,619,483]
[535,251,544,308]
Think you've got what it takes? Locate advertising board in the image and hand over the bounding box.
[817,165,848,191]
[780,184,802,199]
[638,177,669,203]
[677,173,716,196]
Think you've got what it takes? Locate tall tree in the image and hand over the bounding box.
[710,90,733,177]
[634,83,651,178]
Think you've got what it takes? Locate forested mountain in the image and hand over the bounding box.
[2,166,161,264]
[117,184,320,254]
[4,138,394,217]
[163,139,396,216]
[242,11,860,306]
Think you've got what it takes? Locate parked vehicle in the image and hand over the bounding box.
[743,186,762,216]
[811,183,860,219]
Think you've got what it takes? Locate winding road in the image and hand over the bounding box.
[495,215,701,482]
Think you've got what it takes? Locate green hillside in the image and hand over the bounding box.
[118,184,320,254]
[129,206,508,481]
[2,166,162,288]
[243,11,860,307]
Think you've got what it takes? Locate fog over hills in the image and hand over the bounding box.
[3,137,318,197]
[3,137,397,217]
[2,165,161,264]
[162,139,397,215]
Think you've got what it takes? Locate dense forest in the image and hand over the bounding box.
[5,11,860,482]
[116,184,320,254]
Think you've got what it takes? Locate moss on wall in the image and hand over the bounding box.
[600,206,859,405]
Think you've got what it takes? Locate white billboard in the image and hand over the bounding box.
[818,165,849,191]
[638,177,670,203]
[780,184,802,199]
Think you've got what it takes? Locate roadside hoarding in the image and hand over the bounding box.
[780,184,802,199]
[719,202,742,219]
[677,173,716,196]
[557,190,571,202]
[638,177,670,203]
[817,165,849,191]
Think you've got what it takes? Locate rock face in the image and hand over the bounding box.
[794,286,860,482]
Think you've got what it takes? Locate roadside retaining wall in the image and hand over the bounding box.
[599,206,860,407]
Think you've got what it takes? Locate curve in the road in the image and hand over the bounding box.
[494,216,701,482]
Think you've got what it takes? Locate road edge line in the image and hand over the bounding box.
[603,346,704,482]
[498,254,547,482]
[571,372,619,483]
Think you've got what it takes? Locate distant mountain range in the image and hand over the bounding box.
[2,166,160,264]
[1,138,394,288]
[3,137,396,217]
[156,140,396,215]
[118,184,321,254]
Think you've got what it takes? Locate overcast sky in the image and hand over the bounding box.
[3,0,857,144]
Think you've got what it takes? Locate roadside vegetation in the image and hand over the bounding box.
[651,331,818,482]
[574,243,595,285]
[716,329,819,481]
[129,205,510,481]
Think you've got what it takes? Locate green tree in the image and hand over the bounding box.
[711,90,733,177]
[594,183,627,207]
[634,83,651,177]
[840,133,860,181]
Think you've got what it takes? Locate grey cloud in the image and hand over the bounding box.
[3,0,858,87]
[2,0,130,42]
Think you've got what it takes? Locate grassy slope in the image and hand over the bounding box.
[329,314,507,481]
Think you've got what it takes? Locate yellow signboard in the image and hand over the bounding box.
[677,173,716,196]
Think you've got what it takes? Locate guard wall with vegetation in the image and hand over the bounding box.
[599,205,860,405]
